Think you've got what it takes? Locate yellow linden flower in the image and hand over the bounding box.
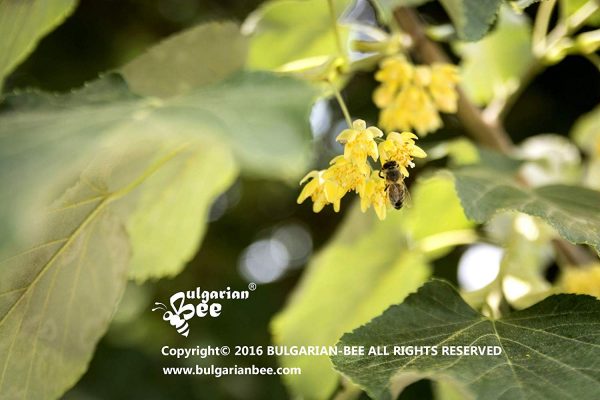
[378,85,442,135]
[378,131,427,177]
[359,172,388,220]
[373,56,414,108]
[429,63,460,113]
[373,82,397,109]
[559,264,600,299]
[297,170,343,212]
[324,155,369,193]
[373,56,459,135]
[336,119,383,163]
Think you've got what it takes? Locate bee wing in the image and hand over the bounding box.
[401,180,413,208]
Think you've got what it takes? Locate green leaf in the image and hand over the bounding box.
[272,174,473,399]
[126,141,237,280]
[121,22,248,98]
[458,6,533,105]
[572,105,600,190]
[332,279,600,400]
[0,145,165,399]
[439,0,502,41]
[0,0,77,90]
[0,71,315,396]
[572,104,600,157]
[452,168,600,254]
[244,0,350,70]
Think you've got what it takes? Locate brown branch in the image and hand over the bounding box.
[394,8,513,152]
[394,7,597,266]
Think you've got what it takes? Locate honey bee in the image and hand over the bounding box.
[379,160,409,210]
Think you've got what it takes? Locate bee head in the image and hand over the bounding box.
[382,160,398,170]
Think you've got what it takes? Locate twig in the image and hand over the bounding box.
[393,7,596,266]
[393,8,513,152]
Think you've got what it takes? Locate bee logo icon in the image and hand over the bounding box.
[152,292,196,337]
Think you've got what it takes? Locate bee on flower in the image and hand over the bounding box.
[297,119,427,220]
[373,55,460,135]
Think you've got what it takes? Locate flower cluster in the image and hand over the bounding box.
[297,119,426,220]
[373,56,460,135]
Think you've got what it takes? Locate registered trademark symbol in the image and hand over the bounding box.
[248,282,257,291]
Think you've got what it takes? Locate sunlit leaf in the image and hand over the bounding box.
[458,6,532,105]
[0,0,77,90]
[332,279,600,400]
[439,0,502,41]
[452,167,600,254]
[121,22,248,97]
[127,141,237,280]
[272,175,473,399]
[244,0,350,70]
[572,104,600,157]
[0,71,315,396]
[0,140,185,399]
[0,72,316,252]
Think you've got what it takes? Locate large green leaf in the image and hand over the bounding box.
[0,138,203,399]
[0,0,77,90]
[458,6,533,105]
[0,71,314,396]
[0,72,316,256]
[272,174,473,399]
[439,0,502,41]
[121,22,248,98]
[452,168,600,254]
[332,279,600,400]
[244,0,350,70]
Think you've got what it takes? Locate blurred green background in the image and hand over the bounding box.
[4,1,599,399]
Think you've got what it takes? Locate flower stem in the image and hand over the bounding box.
[330,82,353,128]
[533,0,556,56]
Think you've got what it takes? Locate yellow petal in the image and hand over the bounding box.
[313,201,326,213]
[360,195,369,212]
[411,145,427,158]
[368,140,379,161]
[352,119,367,130]
[375,203,387,220]
[336,129,357,143]
[386,131,402,143]
[297,179,317,203]
[324,181,345,202]
[299,170,319,185]
[400,165,409,177]
[333,199,341,212]
[399,131,418,141]
[366,126,384,138]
